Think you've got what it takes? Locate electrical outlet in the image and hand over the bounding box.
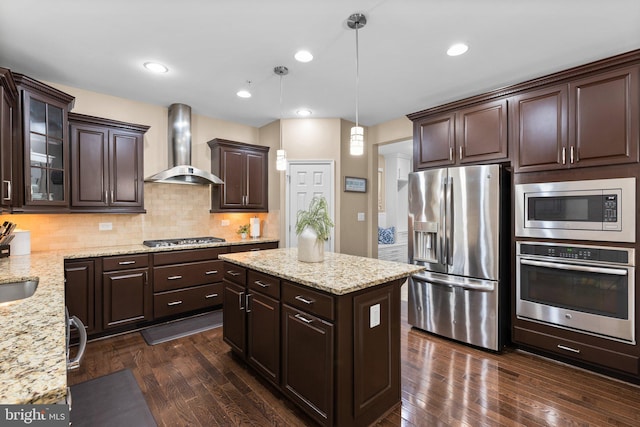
[221,219,230,226]
[98,222,112,231]
[370,304,380,328]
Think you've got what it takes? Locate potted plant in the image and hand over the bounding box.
[295,196,334,262]
[237,224,250,239]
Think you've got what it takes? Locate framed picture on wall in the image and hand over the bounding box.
[344,176,367,193]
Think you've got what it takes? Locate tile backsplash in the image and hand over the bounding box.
[4,183,278,252]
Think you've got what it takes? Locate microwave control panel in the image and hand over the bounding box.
[603,194,618,222]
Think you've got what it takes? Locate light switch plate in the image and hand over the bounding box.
[357,212,365,221]
[221,219,230,226]
[370,303,380,328]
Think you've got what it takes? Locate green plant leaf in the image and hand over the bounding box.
[295,196,334,241]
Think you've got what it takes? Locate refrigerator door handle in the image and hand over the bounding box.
[439,178,447,265]
[412,273,496,292]
[444,176,453,266]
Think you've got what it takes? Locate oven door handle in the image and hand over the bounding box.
[520,259,628,276]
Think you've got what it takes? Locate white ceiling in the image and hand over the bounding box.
[1,0,639,128]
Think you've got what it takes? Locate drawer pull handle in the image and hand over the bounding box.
[557,344,581,354]
[118,261,136,265]
[295,295,314,305]
[205,270,218,275]
[294,313,313,324]
[205,293,218,299]
[168,275,183,280]
[254,280,270,288]
[227,270,240,276]
[167,300,183,306]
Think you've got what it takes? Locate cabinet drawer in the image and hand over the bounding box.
[153,247,228,266]
[103,254,149,271]
[153,260,223,292]
[513,326,639,375]
[248,270,280,299]
[224,263,247,285]
[154,283,223,318]
[282,281,334,321]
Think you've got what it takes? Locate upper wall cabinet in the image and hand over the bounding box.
[413,99,508,170]
[13,73,75,212]
[512,66,639,172]
[69,113,149,213]
[0,68,18,210]
[208,138,270,212]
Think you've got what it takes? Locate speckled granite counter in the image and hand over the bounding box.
[219,248,424,295]
[0,237,278,404]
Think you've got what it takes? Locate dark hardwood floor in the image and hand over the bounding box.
[68,304,640,426]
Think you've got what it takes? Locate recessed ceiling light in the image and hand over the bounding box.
[236,90,252,98]
[296,109,312,117]
[447,43,469,57]
[143,62,169,73]
[294,50,313,63]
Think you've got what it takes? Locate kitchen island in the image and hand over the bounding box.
[219,248,423,427]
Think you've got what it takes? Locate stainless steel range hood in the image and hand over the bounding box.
[145,103,223,185]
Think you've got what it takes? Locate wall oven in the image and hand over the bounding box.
[515,177,636,242]
[516,242,635,344]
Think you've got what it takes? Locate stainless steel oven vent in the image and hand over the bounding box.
[145,103,224,185]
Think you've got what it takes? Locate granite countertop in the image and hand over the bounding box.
[220,248,424,295]
[0,237,278,404]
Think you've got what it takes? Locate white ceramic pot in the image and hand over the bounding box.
[297,226,324,262]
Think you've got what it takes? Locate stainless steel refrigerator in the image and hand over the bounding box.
[408,164,509,351]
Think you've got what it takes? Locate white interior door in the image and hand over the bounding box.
[286,161,334,251]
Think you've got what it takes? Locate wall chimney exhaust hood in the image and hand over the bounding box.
[145,103,224,185]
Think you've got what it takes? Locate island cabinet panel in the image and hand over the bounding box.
[512,65,639,172]
[352,285,400,419]
[222,264,247,356]
[282,304,334,426]
[413,99,508,170]
[247,291,280,385]
[64,259,98,336]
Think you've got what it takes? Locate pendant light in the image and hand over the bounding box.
[274,65,288,171]
[348,13,366,156]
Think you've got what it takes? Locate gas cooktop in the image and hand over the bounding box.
[142,236,226,248]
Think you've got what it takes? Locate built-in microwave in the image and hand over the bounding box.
[515,177,636,243]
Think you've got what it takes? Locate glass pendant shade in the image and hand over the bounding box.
[276,149,287,171]
[349,126,364,156]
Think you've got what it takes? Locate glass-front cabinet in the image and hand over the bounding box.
[14,74,74,209]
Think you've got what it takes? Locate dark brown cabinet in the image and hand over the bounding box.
[0,68,18,210]
[222,263,247,356]
[102,254,152,330]
[69,113,148,213]
[152,247,226,319]
[282,300,334,426]
[413,99,508,170]
[512,66,639,172]
[64,259,98,336]
[208,138,269,212]
[14,73,75,210]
